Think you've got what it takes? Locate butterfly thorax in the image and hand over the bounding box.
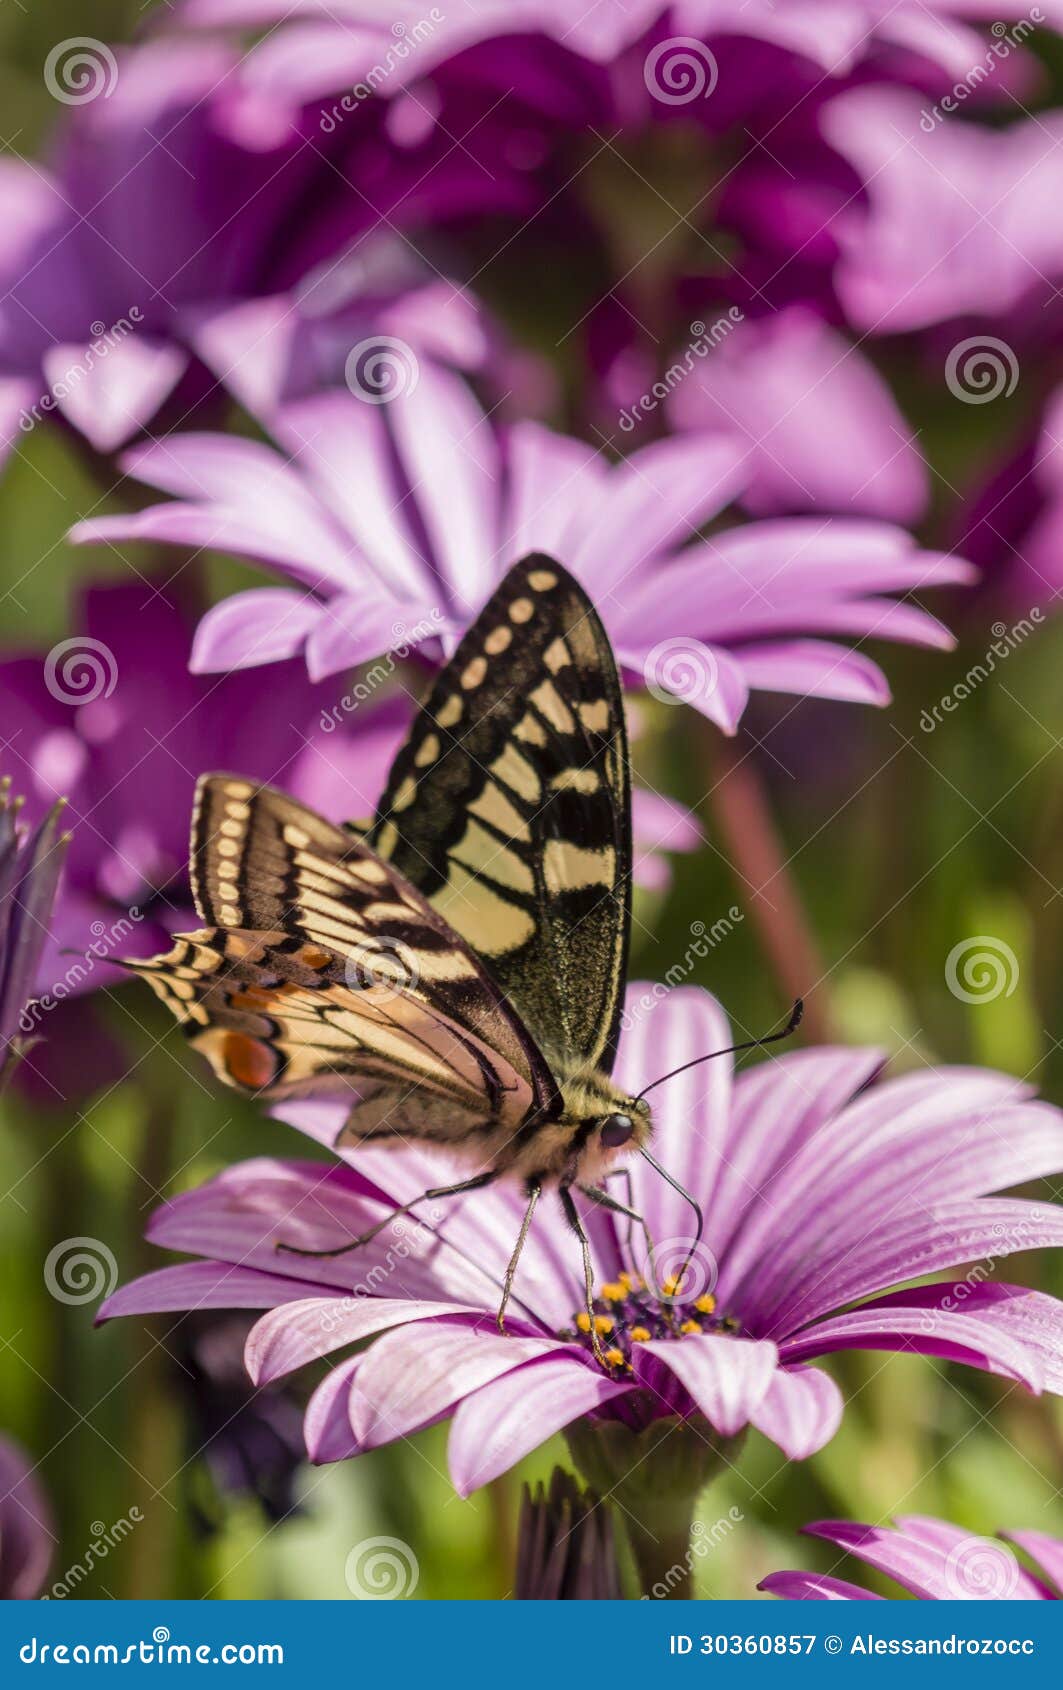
[494,1068,652,1188]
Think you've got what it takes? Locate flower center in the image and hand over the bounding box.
[559,1272,740,1371]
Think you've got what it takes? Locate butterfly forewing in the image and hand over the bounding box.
[368,555,632,1077]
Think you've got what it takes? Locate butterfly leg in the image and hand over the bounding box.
[559,1183,607,1368]
[276,1169,499,1260]
[496,1181,541,1338]
[577,1181,660,1296]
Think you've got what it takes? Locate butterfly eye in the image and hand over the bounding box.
[600,1113,634,1148]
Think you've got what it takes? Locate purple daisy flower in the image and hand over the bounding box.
[761,1517,1063,1601]
[0,41,509,468]
[101,987,1063,1502]
[72,367,973,733]
[0,1433,54,1599]
[169,2,1050,127]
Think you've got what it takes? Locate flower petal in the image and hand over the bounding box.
[779,1303,1044,1393]
[190,588,322,672]
[447,1354,631,1497]
[44,337,187,452]
[633,1335,778,1437]
[749,1366,844,1460]
[712,1048,885,1276]
[759,1570,879,1601]
[304,1357,363,1464]
[1003,1532,1063,1598]
[614,987,734,1243]
[246,1296,487,1385]
[769,1200,1063,1336]
[98,1260,334,1322]
[0,1434,54,1599]
[351,1320,571,1450]
[804,1520,1045,1601]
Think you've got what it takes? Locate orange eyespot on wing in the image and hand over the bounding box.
[217,1031,281,1091]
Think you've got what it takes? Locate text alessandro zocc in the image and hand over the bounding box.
[667,1634,1037,1657]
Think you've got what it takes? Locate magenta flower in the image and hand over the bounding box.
[0,1434,53,1599]
[761,1517,1063,1601]
[0,41,505,467]
[101,988,1063,1499]
[170,2,1047,126]
[73,367,972,733]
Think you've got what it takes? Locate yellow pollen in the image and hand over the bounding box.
[603,1347,626,1369]
[593,1315,614,1336]
[679,1319,702,1336]
[630,1325,651,1343]
[695,1294,717,1316]
[575,1311,592,1333]
[601,1282,627,1303]
[663,1273,687,1298]
[617,1271,633,1290]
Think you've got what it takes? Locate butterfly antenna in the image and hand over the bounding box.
[634,998,803,1102]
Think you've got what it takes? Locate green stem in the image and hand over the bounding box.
[566,1415,742,1599]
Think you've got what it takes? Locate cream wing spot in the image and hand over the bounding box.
[509,597,534,624]
[414,734,440,768]
[530,680,575,734]
[577,699,611,734]
[436,694,463,729]
[461,656,488,690]
[528,568,558,591]
[550,769,600,794]
[484,625,512,655]
[490,745,541,804]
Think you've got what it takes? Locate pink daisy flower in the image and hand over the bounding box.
[101,988,1063,1497]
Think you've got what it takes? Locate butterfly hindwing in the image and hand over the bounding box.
[183,777,561,1122]
[367,555,631,1077]
[129,927,539,1145]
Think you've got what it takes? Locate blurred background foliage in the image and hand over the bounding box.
[0,0,1062,1601]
